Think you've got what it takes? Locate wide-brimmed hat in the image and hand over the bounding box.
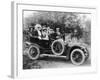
[35,24,42,30]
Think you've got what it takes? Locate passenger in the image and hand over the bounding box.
[41,28,49,40]
[34,24,42,39]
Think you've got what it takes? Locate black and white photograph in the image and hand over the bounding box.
[23,10,91,69]
[11,2,97,78]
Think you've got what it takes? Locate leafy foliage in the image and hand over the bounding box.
[23,11,91,45]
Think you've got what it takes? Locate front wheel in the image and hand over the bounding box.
[70,49,85,65]
[28,45,40,60]
[51,39,65,56]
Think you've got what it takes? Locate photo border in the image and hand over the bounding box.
[11,2,97,78]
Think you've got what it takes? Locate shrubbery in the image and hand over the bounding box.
[23,11,91,45]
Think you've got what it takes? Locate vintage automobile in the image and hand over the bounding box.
[23,28,89,66]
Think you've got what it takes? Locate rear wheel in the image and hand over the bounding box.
[70,49,85,65]
[28,45,40,60]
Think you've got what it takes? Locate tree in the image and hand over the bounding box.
[23,11,91,45]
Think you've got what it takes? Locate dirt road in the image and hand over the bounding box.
[23,54,90,69]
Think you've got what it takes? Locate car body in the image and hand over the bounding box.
[23,30,89,65]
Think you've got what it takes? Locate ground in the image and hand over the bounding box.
[23,53,91,69]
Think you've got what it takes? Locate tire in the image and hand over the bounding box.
[51,39,65,56]
[28,45,40,60]
[70,49,85,65]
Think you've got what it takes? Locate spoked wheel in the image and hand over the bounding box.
[51,39,64,56]
[70,49,85,65]
[28,45,40,60]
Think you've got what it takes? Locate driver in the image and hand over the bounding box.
[56,28,61,39]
